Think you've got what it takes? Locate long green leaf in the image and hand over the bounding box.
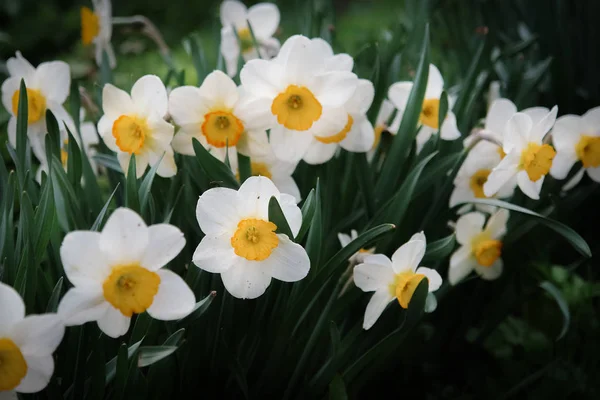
[15,79,28,186]
[105,338,143,383]
[423,234,456,263]
[91,184,120,231]
[139,152,164,215]
[46,277,63,313]
[305,180,323,268]
[126,154,140,212]
[33,177,55,265]
[268,197,294,240]
[296,188,316,243]
[539,281,570,340]
[192,138,239,189]
[178,291,217,326]
[137,346,178,368]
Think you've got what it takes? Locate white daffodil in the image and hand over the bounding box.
[193,176,310,299]
[0,282,65,395]
[97,75,177,178]
[228,131,301,202]
[550,106,600,189]
[484,106,558,200]
[367,99,401,161]
[1,52,75,164]
[388,64,461,153]
[81,0,115,68]
[220,0,281,77]
[353,232,442,330]
[239,35,359,163]
[449,209,508,285]
[169,70,268,161]
[338,230,374,265]
[57,208,195,338]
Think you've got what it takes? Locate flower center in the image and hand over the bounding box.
[250,162,272,179]
[81,6,100,45]
[469,169,491,198]
[315,115,354,144]
[471,232,502,267]
[231,218,279,261]
[0,337,28,391]
[575,135,600,168]
[202,110,245,148]
[237,27,254,53]
[389,271,426,309]
[372,124,385,150]
[102,264,161,317]
[497,146,506,159]
[358,248,371,253]
[419,98,440,129]
[112,115,149,154]
[271,85,323,131]
[61,139,69,167]
[519,143,556,181]
[11,88,47,124]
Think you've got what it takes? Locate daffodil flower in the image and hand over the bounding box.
[193,176,310,299]
[1,52,75,164]
[81,0,115,68]
[367,99,401,161]
[220,0,281,77]
[388,64,461,153]
[239,35,359,163]
[97,75,177,178]
[484,106,558,200]
[338,229,375,265]
[57,208,195,338]
[353,232,442,330]
[550,106,600,189]
[169,70,268,161]
[449,209,509,285]
[0,282,65,394]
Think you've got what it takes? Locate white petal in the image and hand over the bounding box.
[363,254,393,268]
[14,355,53,393]
[265,236,310,282]
[449,186,473,208]
[485,208,509,239]
[236,96,276,131]
[550,150,577,180]
[237,175,280,219]
[1,76,20,115]
[325,54,354,72]
[529,105,558,142]
[587,166,600,182]
[97,307,131,338]
[196,187,240,236]
[279,193,302,236]
[552,115,582,151]
[582,106,600,133]
[449,246,476,285]
[504,113,532,152]
[391,238,426,273]
[102,84,135,118]
[363,290,394,330]
[563,167,585,190]
[440,112,461,140]
[10,314,64,356]
[240,59,284,98]
[483,152,519,197]
[198,70,239,109]
[517,170,542,200]
[99,208,149,265]
[425,293,438,313]
[247,2,280,39]
[220,0,248,28]
[277,36,324,86]
[0,390,17,400]
[140,224,185,271]
[273,175,301,203]
[309,106,348,138]
[57,287,108,326]
[220,259,272,299]
[344,79,374,115]
[376,99,395,125]
[152,147,178,178]
[131,75,168,118]
[425,64,444,99]
[7,51,35,80]
[168,86,205,125]
[34,61,70,104]
[147,269,195,320]
[415,267,442,292]
[338,233,351,247]
[269,125,313,162]
[302,140,337,165]
[474,258,503,280]
[60,231,111,287]
[455,212,485,245]
[192,234,237,273]
[310,38,334,57]
[353,262,395,292]
[340,117,374,153]
[313,71,359,107]
[485,98,517,136]
[0,282,25,335]
[388,80,413,111]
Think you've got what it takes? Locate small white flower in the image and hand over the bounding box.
[550,106,600,189]
[193,176,310,299]
[57,208,195,338]
[168,70,268,161]
[0,282,65,394]
[449,209,508,285]
[220,0,281,77]
[97,75,177,178]
[337,229,374,265]
[388,64,461,153]
[1,52,75,164]
[353,232,442,330]
[239,35,359,163]
[81,0,115,68]
[367,99,401,161]
[483,106,558,200]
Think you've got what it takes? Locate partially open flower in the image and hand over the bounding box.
[81,0,116,68]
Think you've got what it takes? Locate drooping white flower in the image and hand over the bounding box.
[193,176,310,299]
[239,35,359,163]
[550,106,600,189]
[81,0,115,68]
[97,75,177,178]
[353,232,442,330]
[220,0,281,77]
[388,64,461,153]
[0,282,65,394]
[484,106,558,200]
[448,209,508,285]
[1,52,75,164]
[169,70,268,161]
[337,229,374,265]
[57,208,195,338]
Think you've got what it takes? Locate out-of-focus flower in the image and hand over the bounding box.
[338,229,375,265]
[81,0,116,68]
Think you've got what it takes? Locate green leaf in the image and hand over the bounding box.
[137,346,178,368]
[354,153,376,218]
[106,338,143,383]
[33,177,55,265]
[93,153,123,172]
[178,291,217,326]
[91,183,120,231]
[296,188,315,243]
[437,91,449,136]
[452,38,488,123]
[45,110,61,164]
[186,35,208,82]
[539,281,570,340]
[51,155,85,229]
[69,80,82,140]
[237,152,251,183]
[126,154,140,212]
[46,277,63,313]
[246,20,263,59]
[329,375,348,400]
[268,196,294,240]
[514,57,553,108]
[192,138,239,189]
[423,234,456,263]
[163,328,186,346]
[100,50,113,85]
[15,79,28,185]
[138,152,164,215]
[463,198,591,257]
[66,128,83,187]
[305,180,323,267]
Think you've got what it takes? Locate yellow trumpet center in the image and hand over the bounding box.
[231,218,279,261]
[102,264,161,317]
[419,98,440,129]
[12,88,47,124]
[237,27,254,53]
[315,115,353,144]
[112,115,149,154]
[372,124,385,150]
[519,143,556,181]
[81,6,100,45]
[0,337,28,391]
[202,110,244,148]
[389,271,426,309]
[469,169,491,198]
[575,135,600,168]
[61,139,69,167]
[271,85,323,131]
[471,233,502,267]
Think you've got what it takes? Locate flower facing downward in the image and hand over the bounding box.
[484,106,558,200]
[550,106,600,189]
[193,176,310,299]
[57,208,195,338]
[97,75,177,178]
[353,232,442,330]
[338,230,375,265]
[0,282,65,394]
[448,209,509,285]
[81,0,115,68]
